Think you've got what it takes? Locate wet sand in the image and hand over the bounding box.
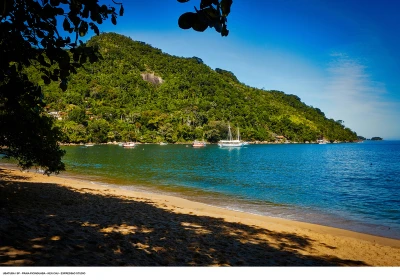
[1,167,399,266]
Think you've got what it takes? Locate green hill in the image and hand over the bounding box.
[29,32,358,144]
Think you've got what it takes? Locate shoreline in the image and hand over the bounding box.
[45,165,400,240]
[5,162,399,240]
[1,166,400,266]
[58,139,368,146]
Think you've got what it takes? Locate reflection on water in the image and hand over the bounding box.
[47,141,400,239]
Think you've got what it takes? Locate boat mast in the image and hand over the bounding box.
[228,122,232,141]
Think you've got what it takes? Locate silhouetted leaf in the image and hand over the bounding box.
[79,21,88,37]
[72,51,80,62]
[70,66,77,74]
[81,7,88,18]
[37,30,45,38]
[63,18,70,31]
[178,12,195,29]
[50,0,60,6]
[120,5,124,16]
[200,0,218,9]
[214,22,222,32]
[60,80,68,91]
[221,25,229,36]
[220,0,232,16]
[89,22,100,35]
[55,7,64,15]
[202,7,220,21]
[41,75,51,84]
[192,16,208,32]
[1,0,123,174]
[79,54,87,64]
[38,54,50,67]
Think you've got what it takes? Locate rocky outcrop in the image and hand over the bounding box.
[141,73,163,85]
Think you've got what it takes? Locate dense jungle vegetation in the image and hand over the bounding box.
[28,32,358,144]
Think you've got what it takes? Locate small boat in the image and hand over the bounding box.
[84,143,94,147]
[122,142,136,148]
[218,123,244,147]
[159,142,168,145]
[192,140,206,147]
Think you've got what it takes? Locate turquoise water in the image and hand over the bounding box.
[11,141,400,239]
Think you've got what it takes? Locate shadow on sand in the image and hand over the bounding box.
[0,171,366,266]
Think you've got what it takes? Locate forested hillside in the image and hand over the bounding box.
[29,32,357,143]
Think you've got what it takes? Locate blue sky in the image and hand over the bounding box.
[93,0,400,139]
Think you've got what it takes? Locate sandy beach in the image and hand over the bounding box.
[1,166,399,266]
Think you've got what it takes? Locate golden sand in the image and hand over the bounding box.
[1,167,399,266]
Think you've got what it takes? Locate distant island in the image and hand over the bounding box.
[370,137,383,141]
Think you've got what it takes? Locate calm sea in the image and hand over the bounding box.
[8,141,400,239]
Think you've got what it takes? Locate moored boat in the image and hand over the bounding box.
[122,142,136,148]
[192,140,206,147]
[218,123,244,147]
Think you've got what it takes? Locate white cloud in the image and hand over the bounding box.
[319,53,400,139]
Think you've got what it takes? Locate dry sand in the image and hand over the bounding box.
[1,167,399,266]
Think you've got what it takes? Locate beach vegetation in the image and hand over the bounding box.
[0,0,123,174]
[29,33,358,146]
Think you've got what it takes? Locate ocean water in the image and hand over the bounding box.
[36,141,400,239]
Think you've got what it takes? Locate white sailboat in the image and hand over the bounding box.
[218,123,244,147]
